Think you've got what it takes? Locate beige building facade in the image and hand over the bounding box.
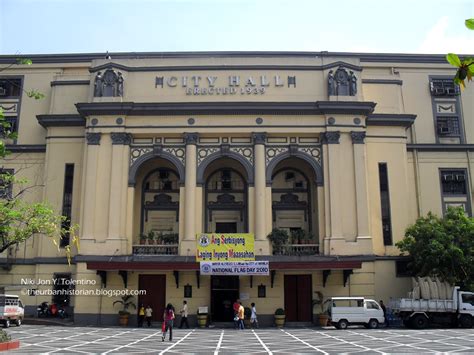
[0,52,472,326]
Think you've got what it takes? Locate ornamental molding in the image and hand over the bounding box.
[184,132,199,145]
[351,131,366,144]
[252,132,267,145]
[86,132,101,145]
[111,132,132,145]
[129,145,185,166]
[321,131,340,144]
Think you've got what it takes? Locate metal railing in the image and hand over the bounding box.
[132,244,178,255]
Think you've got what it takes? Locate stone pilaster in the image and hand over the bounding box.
[184,133,198,241]
[253,133,267,243]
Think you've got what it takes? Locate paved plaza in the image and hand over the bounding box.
[4,325,474,354]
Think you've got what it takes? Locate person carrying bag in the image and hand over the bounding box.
[162,303,175,342]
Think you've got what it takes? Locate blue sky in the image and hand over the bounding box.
[0,0,473,55]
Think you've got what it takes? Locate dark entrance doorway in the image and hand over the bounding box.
[215,222,237,233]
[138,275,166,322]
[211,276,239,322]
[284,274,312,322]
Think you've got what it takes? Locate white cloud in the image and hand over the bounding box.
[417,16,474,54]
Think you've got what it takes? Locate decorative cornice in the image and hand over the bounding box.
[184,132,199,145]
[89,60,363,73]
[5,144,46,153]
[367,113,416,128]
[111,132,132,145]
[2,51,457,64]
[407,144,474,152]
[50,80,90,87]
[86,132,101,145]
[322,131,340,144]
[252,132,267,145]
[351,131,366,144]
[37,114,86,128]
[76,101,376,116]
[362,79,403,85]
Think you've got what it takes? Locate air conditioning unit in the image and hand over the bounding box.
[456,174,465,182]
[443,174,454,182]
[438,126,451,135]
[0,87,6,96]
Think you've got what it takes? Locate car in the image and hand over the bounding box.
[326,297,384,329]
[0,294,24,328]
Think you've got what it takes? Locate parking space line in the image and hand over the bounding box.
[213,330,224,355]
[281,329,328,354]
[102,330,163,354]
[159,329,195,355]
[312,329,384,354]
[252,330,273,354]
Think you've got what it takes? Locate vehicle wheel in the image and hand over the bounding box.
[368,319,379,329]
[412,314,428,329]
[15,318,21,327]
[3,319,10,328]
[459,315,472,329]
[337,319,348,330]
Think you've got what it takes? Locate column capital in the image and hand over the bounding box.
[111,132,132,145]
[351,131,366,144]
[252,132,267,145]
[184,133,199,145]
[321,131,340,144]
[86,132,102,145]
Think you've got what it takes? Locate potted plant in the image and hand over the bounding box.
[267,228,289,255]
[244,306,252,328]
[147,230,155,245]
[139,234,147,245]
[113,295,136,326]
[163,233,179,245]
[290,229,306,244]
[0,329,19,351]
[313,291,329,326]
[274,308,285,327]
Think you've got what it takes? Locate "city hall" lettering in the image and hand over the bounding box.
[155,74,296,95]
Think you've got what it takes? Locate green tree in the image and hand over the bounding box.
[0,59,77,264]
[446,19,474,89]
[396,207,474,291]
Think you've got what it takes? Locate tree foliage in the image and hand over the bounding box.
[396,207,474,291]
[446,19,474,89]
[0,59,78,264]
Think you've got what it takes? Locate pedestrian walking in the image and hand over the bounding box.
[380,300,388,327]
[162,303,175,342]
[145,305,153,327]
[237,302,245,330]
[138,304,145,327]
[250,302,259,329]
[233,299,240,329]
[179,300,189,329]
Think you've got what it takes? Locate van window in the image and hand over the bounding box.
[366,301,380,310]
[332,299,364,307]
[462,294,474,306]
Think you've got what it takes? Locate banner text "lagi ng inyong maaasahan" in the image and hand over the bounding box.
[196,233,255,261]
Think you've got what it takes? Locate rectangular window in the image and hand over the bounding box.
[0,79,22,98]
[430,77,463,143]
[378,163,392,245]
[60,164,74,247]
[439,169,471,216]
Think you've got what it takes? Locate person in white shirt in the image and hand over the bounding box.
[145,305,153,327]
[179,300,189,329]
[250,302,259,328]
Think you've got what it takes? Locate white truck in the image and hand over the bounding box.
[0,294,24,328]
[390,286,474,329]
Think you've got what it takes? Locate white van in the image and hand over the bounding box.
[0,294,24,328]
[326,297,385,329]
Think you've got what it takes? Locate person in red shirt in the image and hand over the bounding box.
[233,299,241,329]
[162,303,175,342]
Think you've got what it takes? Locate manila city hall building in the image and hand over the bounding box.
[0,51,472,326]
